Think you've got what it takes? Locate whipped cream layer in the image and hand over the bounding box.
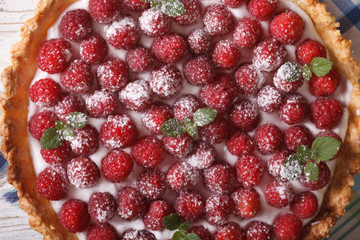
[28,0,352,239]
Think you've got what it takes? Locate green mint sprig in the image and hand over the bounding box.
[163,214,200,240]
[141,0,186,17]
[160,108,217,138]
[281,136,341,182]
[283,57,333,82]
[40,112,88,150]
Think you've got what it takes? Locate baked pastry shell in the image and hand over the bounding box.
[1,0,360,239]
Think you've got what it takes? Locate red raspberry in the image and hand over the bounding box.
[173,0,201,25]
[59,9,92,41]
[236,155,265,187]
[105,17,139,50]
[143,200,172,230]
[233,17,262,48]
[270,11,304,44]
[80,35,108,64]
[139,10,170,37]
[231,187,260,218]
[256,85,282,112]
[290,191,318,219]
[166,161,200,191]
[188,226,212,240]
[117,187,146,220]
[126,47,154,73]
[174,191,204,223]
[59,199,90,233]
[119,80,151,111]
[214,222,246,240]
[184,56,215,86]
[267,150,290,178]
[87,223,118,240]
[97,58,128,92]
[279,94,308,125]
[203,4,234,36]
[143,103,172,134]
[273,71,304,94]
[226,131,255,156]
[273,214,303,240]
[199,115,230,144]
[122,229,156,240]
[163,133,194,158]
[123,0,150,11]
[200,74,237,112]
[188,28,212,55]
[255,124,283,154]
[248,0,278,21]
[285,125,313,151]
[265,180,294,208]
[67,156,100,188]
[246,221,274,240]
[204,162,237,194]
[187,141,216,169]
[28,110,57,140]
[100,114,138,149]
[296,39,327,65]
[152,34,187,63]
[309,69,341,96]
[54,94,85,122]
[70,125,99,156]
[88,192,116,223]
[230,100,260,132]
[253,38,287,72]
[40,141,72,164]
[299,161,331,190]
[221,0,246,8]
[101,150,133,182]
[150,64,182,98]
[137,169,166,200]
[89,0,121,23]
[205,194,233,226]
[235,64,265,95]
[173,95,203,123]
[132,136,164,168]
[29,78,61,107]
[36,164,68,200]
[61,59,93,94]
[317,131,342,160]
[86,90,117,118]
[212,40,241,69]
[37,38,72,74]
[311,98,343,130]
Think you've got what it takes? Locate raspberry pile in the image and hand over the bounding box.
[29,0,346,239]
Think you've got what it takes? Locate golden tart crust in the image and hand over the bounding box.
[1,0,360,239]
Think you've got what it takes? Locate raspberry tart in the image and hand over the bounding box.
[1,0,360,239]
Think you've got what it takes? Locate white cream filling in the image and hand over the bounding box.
[27,0,352,239]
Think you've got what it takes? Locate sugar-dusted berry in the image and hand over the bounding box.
[126,47,154,73]
[55,94,85,122]
[299,161,331,190]
[80,35,108,64]
[40,141,72,164]
[97,58,128,92]
[59,199,90,233]
[246,221,274,240]
[166,161,200,191]
[87,223,118,240]
[212,39,241,69]
[199,115,230,144]
[117,187,147,220]
[187,28,212,55]
[150,64,182,98]
[203,4,234,36]
[105,16,139,50]
[270,11,304,44]
[296,39,327,65]
[233,17,262,48]
[226,131,255,156]
[119,80,152,111]
[230,100,260,132]
[279,94,308,125]
[235,64,265,95]
[204,162,237,194]
[139,9,170,37]
[132,136,164,168]
[86,90,117,118]
[236,154,265,187]
[255,124,283,154]
[70,125,99,156]
[143,200,172,230]
[61,59,93,94]
[214,222,246,240]
[183,56,215,86]
[206,194,233,226]
[265,180,294,208]
[173,0,201,25]
[29,110,57,140]
[29,78,60,107]
[273,214,302,240]
[273,69,304,93]
[67,156,100,188]
[231,187,260,218]
[88,0,121,23]
[88,192,116,223]
[122,229,156,240]
[174,191,204,223]
[268,150,290,179]
[253,38,287,72]
[311,98,343,130]
[152,34,187,64]
[309,69,341,97]
[222,0,246,8]
[163,133,194,158]
[59,9,92,41]
[285,125,313,151]
[290,191,318,219]
[256,85,282,112]
[143,103,172,134]
[188,226,212,240]
[101,150,133,182]
[173,95,203,123]
[137,169,166,200]
[247,0,278,21]
[36,164,68,200]
[187,141,216,170]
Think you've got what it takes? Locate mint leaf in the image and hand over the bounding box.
[63,128,75,141]
[184,118,198,138]
[55,121,66,130]
[310,57,333,77]
[304,161,319,182]
[40,128,63,150]
[162,0,186,17]
[172,231,183,240]
[311,136,341,162]
[66,112,87,129]
[280,155,304,181]
[278,61,302,82]
[178,222,190,231]
[150,0,162,10]
[302,64,312,81]
[185,233,201,240]
[297,145,312,162]
[161,119,185,138]
[163,214,182,231]
[193,108,217,127]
